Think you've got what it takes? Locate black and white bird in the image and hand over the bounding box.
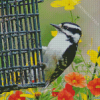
[42,22,82,86]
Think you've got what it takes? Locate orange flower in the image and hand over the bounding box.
[52,88,59,97]
[87,78,100,95]
[58,89,74,100]
[57,83,75,100]
[8,91,25,100]
[64,83,75,96]
[65,72,87,88]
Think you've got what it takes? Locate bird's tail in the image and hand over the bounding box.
[44,81,50,88]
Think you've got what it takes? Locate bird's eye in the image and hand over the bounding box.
[63,26,69,29]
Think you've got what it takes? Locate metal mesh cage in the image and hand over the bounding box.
[0,0,45,93]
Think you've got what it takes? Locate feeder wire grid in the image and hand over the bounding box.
[0,0,45,94]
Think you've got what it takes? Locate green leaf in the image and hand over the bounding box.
[79,64,85,67]
[86,63,91,68]
[74,95,79,100]
[51,81,58,88]
[88,89,93,100]
[79,93,82,100]
[79,88,86,94]
[75,65,79,69]
[74,56,83,64]
[30,98,34,100]
[39,91,53,100]
[57,76,62,85]
[79,49,82,53]
[73,87,80,95]
[77,16,80,19]
[53,85,63,92]
[76,51,81,55]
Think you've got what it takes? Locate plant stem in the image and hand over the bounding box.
[80,53,86,65]
[92,49,100,80]
[78,48,92,75]
[81,54,93,75]
[70,11,74,22]
[71,63,76,72]
[78,48,86,65]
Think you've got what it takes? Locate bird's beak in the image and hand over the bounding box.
[50,24,61,30]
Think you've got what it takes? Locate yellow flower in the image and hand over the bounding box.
[97,57,100,66]
[0,91,14,100]
[78,35,83,43]
[81,93,87,100]
[20,94,35,98]
[51,31,57,37]
[78,39,82,43]
[87,46,100,66]
[51,0,81,10]
[20,88,35,99]
[20,88,41,99]
[94,75,98,79]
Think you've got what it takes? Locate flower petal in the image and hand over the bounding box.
[65,72,87,88]
[64,5,75,10]
[97,57,100,66]
[87,50,98,63]
[78,39,82,43]
[51,0,81,10]
[64,83,75,96]
[58,89,74,100]
[20,94,35,98]
[98,46,100,52]
[27,88,35,95]
[5,91,14,99]
[90,56,97,63]
[8,94,16,100]
[81,93,87,100]
[51,31,58,37]
[87,78,100,95]
[51,1,65,7]
[71,0,81,5]
[87,50,98,57]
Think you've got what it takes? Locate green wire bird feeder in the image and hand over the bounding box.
[0,0,45,94]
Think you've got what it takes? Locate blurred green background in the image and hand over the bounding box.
[38,0,73,46]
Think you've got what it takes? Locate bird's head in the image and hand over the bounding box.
[50,22,82,44]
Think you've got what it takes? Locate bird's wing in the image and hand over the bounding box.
[49,44,78,83]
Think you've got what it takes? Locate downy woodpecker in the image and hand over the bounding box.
[43,22,82,86]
